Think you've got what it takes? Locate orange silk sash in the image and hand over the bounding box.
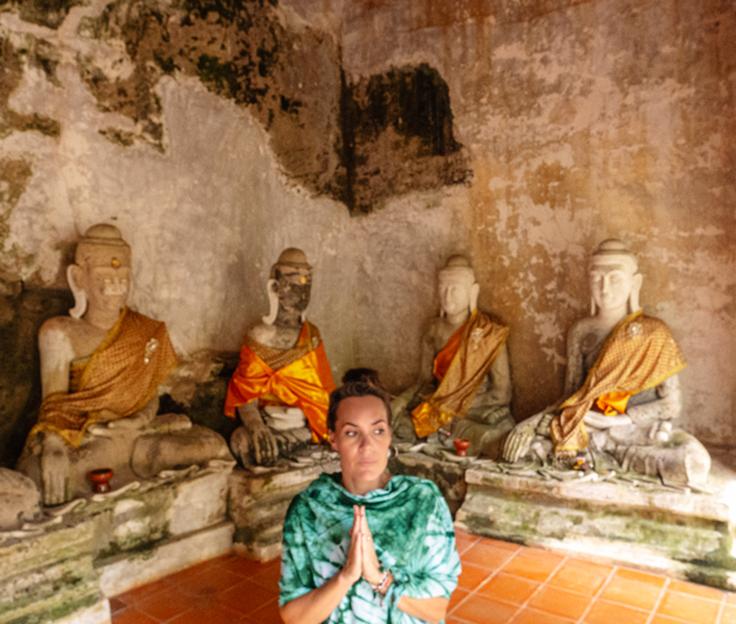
[32,308,178,447]
[224,322,334,442]
[550,311,686,456]
[412,311,509,438]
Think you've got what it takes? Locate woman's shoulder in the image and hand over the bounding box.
[391,475,443,499]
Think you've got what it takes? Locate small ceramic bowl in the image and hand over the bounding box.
[88,468,113,493]
[453,438,471,457]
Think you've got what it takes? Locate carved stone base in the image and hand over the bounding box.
[0,513,105,624]
[0,461,235,623]
[455,463,736,589]
[229,448,340,561]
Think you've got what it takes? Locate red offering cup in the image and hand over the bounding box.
[88,468,113,493]
[453,438,470,457]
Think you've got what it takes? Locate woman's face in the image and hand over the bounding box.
[330,395,392,485]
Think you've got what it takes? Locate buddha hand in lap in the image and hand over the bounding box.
[502,239,710,488]
[16,224,230,505]
[392,255,515,459]
[224,248,335,467]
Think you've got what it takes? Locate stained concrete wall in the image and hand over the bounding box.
[335,0,736,444]
[0,0,733,463]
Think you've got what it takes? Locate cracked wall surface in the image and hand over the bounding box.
[0,0,734,463]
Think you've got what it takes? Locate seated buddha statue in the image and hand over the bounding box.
[16,224,231,505]
[502,239,710,488]
[224,248,335,467]
[392,255,515,458]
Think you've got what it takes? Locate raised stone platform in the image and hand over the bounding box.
[0,460,235,624]
[389,447,469,515]
[454,459,736,590]
[229,448,340,561]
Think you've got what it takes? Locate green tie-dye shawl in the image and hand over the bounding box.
[279,473,461,623]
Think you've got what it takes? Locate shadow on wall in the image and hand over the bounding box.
[0,285,72,467]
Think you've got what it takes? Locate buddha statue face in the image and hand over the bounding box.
[263,247,313,326]
[438,255,479,319]
[274,264,312,315]
[589,239,642,316]
[68,224,132,320]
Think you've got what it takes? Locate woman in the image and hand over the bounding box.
[279,380,461,623]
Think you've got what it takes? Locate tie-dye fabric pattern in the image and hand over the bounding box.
[279,473,461,623]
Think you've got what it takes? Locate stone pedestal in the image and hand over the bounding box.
[455,463,736,590]
[0,515,109,624]
[229,449,340,561]
[389,448,468,515]
[0,460,235,623]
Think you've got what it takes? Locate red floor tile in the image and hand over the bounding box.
[462,541,518,569]
[448,587,470,612]
[668,578,725,601]
[477,572,538,605]
[242,597,283,624]
[167,603,247,624]
[112,607,159,624]
[528,585,590,620]
[452,594,519,624]
[656,590,721,623]
[110,534,736,624]
[216,578,277,615]
[511,607,576,624]
[548,558,612,596]
[501,547,565,583]
[135,586,194,621]
[721,604,736,624]
[456,562,494,590]
[598,570,664,611]
[584,599,649,624]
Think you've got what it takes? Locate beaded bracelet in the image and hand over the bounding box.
[372,570,392,596]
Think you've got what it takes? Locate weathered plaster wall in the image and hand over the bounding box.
[336,0,736,445]
[0,0,734,462]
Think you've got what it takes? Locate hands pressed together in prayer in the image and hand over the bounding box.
[341,505,389,589]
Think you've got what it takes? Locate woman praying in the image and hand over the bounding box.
[279,380,460,623]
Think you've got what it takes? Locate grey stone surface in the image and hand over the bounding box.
[228,450,339,561]
[455,461,736,589]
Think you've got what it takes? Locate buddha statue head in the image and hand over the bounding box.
[67,224,132,321]
[262,247,313,326]
[589,239,642,316]
[438,254,479,320]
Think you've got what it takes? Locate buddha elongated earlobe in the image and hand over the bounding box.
[628,273,643,313]
[469,283,480,313]
[261,279,279,325]
[590,296,597,317]
[67,265,87,319]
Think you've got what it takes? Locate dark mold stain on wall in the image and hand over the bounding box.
[337,63,471,213]
[77,0,468,213]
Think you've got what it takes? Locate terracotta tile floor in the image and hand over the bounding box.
[112,529,736,623]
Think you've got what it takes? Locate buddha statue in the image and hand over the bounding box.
[16,224,231,505]
[502,239,710,488]
[224,248,335,466]
[392,255,515,458]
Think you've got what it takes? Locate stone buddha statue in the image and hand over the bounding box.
[16,224,231,505]
[502,239,710,488]
[392,255,515,458]
[224,248,335,466]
